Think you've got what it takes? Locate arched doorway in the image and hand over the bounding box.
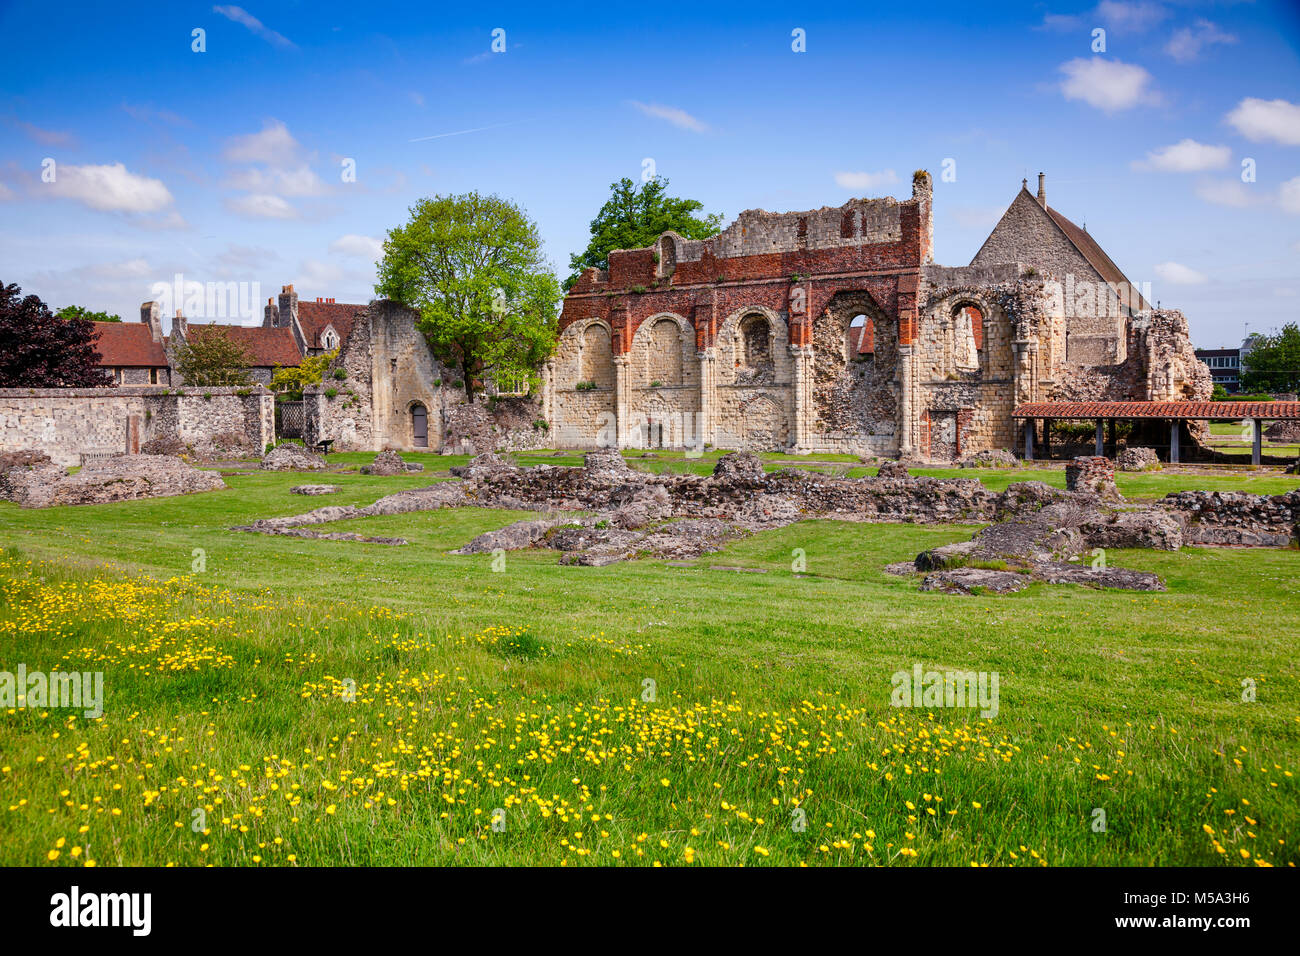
[411,403,428,447]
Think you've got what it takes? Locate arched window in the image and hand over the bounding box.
[847,313,873,360]
[740,314,771,367]
[953,304,983,371]
[322,327,339,351]
[648,318,682,386]
[581,324,614,388]
[657,235,677,279]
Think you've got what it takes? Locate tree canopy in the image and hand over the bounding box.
[174,326,253,386]
[565,177,723,289]
[376,192,561,401]
[0,281,112,387]
[1241,324,1300,393]
[271,350,337,400]
[57,305,122,323]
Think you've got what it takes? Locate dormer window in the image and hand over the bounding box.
[322,327,339,350]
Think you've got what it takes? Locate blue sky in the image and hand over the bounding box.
[1,0,1298,348]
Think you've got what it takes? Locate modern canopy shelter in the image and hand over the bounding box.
[1011,401,1300,465]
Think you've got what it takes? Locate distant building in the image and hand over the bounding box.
[1195,347,1241,393]
[91,311,171,385]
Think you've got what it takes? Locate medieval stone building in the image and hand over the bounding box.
[546,171,1209,460]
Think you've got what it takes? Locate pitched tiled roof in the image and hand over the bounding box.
[92,321,167,368]
[1043,204,1151,311]
[187,324,302,368]
[1013,401,1300,420]
[297,300,363,350]
[850,317,874,354]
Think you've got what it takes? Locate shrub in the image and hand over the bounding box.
[324,388,339,399]
[333,368,347,380]
[575,381,598,391]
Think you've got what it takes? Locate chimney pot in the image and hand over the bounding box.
[1036,172,1046,208]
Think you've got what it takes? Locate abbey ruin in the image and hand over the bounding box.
[545,171,1210,460]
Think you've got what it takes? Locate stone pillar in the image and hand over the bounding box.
[696,350,713,450]
[1024,419,1035,460]
[613,356,630,448]
[1095,420,1104,457]
[1170,421,1180,463]
[898,345,914,455]
[790,345,814,451]
[1252,418,1262,465]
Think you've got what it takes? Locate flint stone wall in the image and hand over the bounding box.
[0,387,274,466]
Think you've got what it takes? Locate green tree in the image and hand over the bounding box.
[1241,324,1300,393]
[271,350,338,400]
[566,177,723,289]
[0,282,113,387]
[174,326,252,386]
[57,305,122,323]
[376,192,560,401]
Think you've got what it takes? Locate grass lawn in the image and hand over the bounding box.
[0,454,1296,867]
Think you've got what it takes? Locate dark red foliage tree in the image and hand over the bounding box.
[0,282,113,387]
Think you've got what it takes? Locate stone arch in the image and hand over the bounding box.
[631,311,690,387]
[656,233,678,279]
[719,306,788,386]
[580,321,615,389]
[927,292,1007,379]
[409,400,429,448]
[813,290,895,439]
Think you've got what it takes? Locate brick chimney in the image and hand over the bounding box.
[140,300,163,342]
[277,283,298,329]
[263,296,278,328]
[1036,172,1046,208]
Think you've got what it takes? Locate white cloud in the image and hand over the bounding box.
[1194,179,1257,208]
[1165,19,1236,63]
[834,170,899,192]
[1132,139,1231,172]
[212,5,295,49]
[1097,1,1168,33]
[121,103,190,127]
[0,182,14,201]
[328,234,383,260]
[1280,177,1300,215]
[627,101,708,133]
[948,205,1007,230]
[1225,98,1300,146]
[1059,57,1158,112]
[223,120,302,167]
[225,193,298,219]
[226,164,325,197]
[46,162,174,213]
[1154,261,1208,285]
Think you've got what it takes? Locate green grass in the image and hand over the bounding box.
[0,454,1296,867]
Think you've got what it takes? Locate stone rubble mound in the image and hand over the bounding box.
[360,449,425,475]
[260,444,327,471]
[876,460,911,478]
[235,448,1299,579]
[291,484,340,495]
[1115,446,1160,472]
[1,455,225,508]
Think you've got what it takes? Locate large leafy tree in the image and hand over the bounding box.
[0,281,113,387]
[376,192,561,401]
[1241,324,1300,393]
[565,177,723,289]
[174,326,252,386]
[57,305,122,323]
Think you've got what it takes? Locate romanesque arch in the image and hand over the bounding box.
[717,306,789,387]
[581,321,615,389]
[812,290,895,440]
[631,312,691,388]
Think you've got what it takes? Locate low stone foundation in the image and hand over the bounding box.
[1066,456,1119,497]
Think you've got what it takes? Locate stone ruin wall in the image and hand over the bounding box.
[0,387,274,466]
